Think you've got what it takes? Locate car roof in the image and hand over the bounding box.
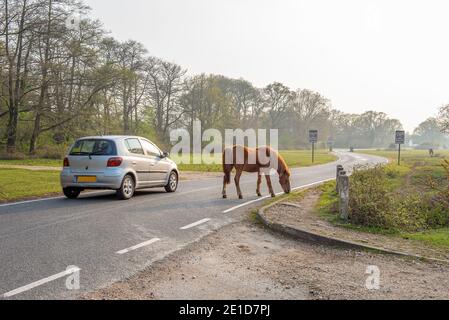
[77,136,150,141]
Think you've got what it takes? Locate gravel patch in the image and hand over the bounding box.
[82,217,449,300]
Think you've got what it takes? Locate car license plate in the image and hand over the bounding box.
[77,176,97,183]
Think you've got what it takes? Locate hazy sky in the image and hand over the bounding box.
[86,0,449,132]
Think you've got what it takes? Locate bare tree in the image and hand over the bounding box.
[439,104,449,134]
[1,0,39,152]
[263,82,294,129]
[147,59,186,141]
[292,89,331,145]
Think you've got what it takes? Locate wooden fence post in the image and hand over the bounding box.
[338,171,350,220]
[336,165,344,192]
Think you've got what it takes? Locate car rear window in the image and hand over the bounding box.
[70,139,117,156]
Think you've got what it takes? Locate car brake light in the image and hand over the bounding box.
[107,157,123,167]
[63,157,70,167]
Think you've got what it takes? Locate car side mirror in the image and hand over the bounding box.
[162,152,169,159]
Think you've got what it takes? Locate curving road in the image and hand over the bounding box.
[0,151,386,300]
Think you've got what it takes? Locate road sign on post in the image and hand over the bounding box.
[309,130,318,163]
[395,130,405,165]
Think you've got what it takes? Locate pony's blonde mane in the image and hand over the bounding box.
[270,147,291,177]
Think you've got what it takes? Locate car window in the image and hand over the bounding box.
[141,139,161,157]
[125,138,144,155]
[70,140,116,156]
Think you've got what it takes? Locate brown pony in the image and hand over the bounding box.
[222,145,292,199]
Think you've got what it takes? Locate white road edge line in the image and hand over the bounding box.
[116,238,161,255]
[0,191,113,208]
[180,218,211,230]
[0,196,65,208]
[0,186,223,208]
[2,266,81,298]
[222,178,334,214]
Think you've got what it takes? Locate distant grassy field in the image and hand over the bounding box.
[0,169,61,202]
[0,158,62,167]
[175,150,337,172]
[359,149,449,166]
[317,149,449,249]
[0,150,337,172]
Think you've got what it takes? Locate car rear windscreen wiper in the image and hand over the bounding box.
[70,152,90,156]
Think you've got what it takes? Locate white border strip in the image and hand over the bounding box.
[180,218,211,230]
[116,238,161,255]
[222,178,334,214]
[3,266,81,298]
[0,191,114,208]
[0,196,65,208]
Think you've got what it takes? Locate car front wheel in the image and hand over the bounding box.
[63,187,81,199]
[116,174,135,200]
[165,171,178,193]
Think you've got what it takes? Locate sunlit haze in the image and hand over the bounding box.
[86,0,449,132]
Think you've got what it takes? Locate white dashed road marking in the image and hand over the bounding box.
[116,238,161,255]
[3,266,81,298]
[180,218,211,230]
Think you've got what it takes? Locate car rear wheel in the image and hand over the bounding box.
[63,188,81,199]
[165,171,178,193]
[116,174,135,200]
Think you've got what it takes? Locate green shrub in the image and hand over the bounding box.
[34,144,67,159]
[348,165,394,228]
[348,164,449,232]
[391,194,428,231]
[0,151,27,160]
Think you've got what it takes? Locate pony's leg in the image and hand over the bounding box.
[222,175,227,199]
[235,169,243,199]
[265,175,276,198]
[256,173,262,197]
[222,165,232,199]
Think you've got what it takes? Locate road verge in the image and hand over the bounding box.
[256,190,449,265]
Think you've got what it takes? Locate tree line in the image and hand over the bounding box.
[1,0,447,158]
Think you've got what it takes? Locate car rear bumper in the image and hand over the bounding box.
[60,168,124,190]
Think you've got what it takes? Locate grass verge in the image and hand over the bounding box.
[175,150,336,172]
[0,169,62,202]
[0,158,62,167]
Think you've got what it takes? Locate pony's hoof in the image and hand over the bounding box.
[239,195,243,200]
[257,193,262,197]
[271,194,276,198]
[223,195,227,199]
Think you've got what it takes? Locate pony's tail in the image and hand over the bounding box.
[224,170,231,185]
[223,148,233,185]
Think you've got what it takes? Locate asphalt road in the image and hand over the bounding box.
[0,151,386,300]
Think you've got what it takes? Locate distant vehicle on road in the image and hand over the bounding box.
[61,136,179,200]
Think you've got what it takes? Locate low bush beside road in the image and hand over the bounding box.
[317,150,449,248]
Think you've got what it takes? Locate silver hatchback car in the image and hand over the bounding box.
[60,136,179,200]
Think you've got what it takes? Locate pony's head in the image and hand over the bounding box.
[279,170,291,194]
[277,154,292,194]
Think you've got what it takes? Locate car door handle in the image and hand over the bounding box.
[132,161,137,165]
